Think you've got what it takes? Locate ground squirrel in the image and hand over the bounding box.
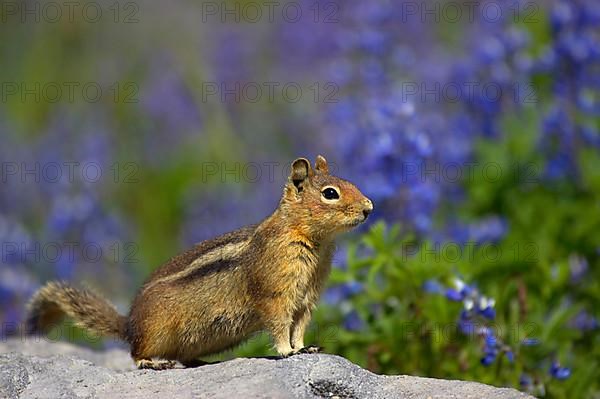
[26,155,373,370]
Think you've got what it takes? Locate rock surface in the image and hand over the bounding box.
[0,338,533,399]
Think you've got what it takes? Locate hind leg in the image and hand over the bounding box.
[131,338,178,370]
[135,358,177,370]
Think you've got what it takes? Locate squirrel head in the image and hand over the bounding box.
[281,155,373,239]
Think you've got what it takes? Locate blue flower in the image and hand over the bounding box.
[568,254,589,283]
[323,286,345,305]
[581,125,600,148]
[467,216,507,244]
[484,333,497,348]
[458,310,475,335]
[479,306,496,320]
[505,351,515,363]
[444,288,463,302]
[481,329,500,367]
[519,373,533,388]
[459,284,474,298]
[55,255,75,280]
[570,311,599,331]
[549,362,571,380]
[343,310,365,332]
[324,281,363,305]
[480,353,496,366]
[477,37,506,64]
[422,280,443,294]
[357,29,388,56]
[0,285,12,303]
[550,2,575,31]
[342,281,364,297]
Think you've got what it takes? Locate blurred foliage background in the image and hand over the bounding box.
[1,0,599,397]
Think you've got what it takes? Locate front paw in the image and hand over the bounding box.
[278,346,299,358]
[298,345,323,354]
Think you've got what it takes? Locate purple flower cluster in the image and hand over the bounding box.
[519,361,572,396]
[274,0,598,242]
[324,281,365,332]
[479,328,514,366]
[427,277,503,366]
[424,278,514,366]
[425,276,572,395]
[299,1,530,237]
[0,118,136,334]
[549,361,572,380]
[536,0,600,179]
[427,278,507,366]
[429,277,497,325]
[569,310,599,332]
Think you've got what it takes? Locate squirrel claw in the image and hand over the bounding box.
[136,359,176,370]
[280,345,322,358]
[298,345,322,354]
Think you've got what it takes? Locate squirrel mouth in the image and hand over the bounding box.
[347,217,366,227]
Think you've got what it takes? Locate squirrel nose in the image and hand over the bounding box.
[362,198,373,219]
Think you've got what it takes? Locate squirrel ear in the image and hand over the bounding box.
[315,155,329,174]
[290,158,313,190]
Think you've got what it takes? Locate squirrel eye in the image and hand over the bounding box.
[321,187,340,200]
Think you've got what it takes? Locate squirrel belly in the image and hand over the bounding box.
[26,155,373,370]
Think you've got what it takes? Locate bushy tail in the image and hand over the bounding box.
[26,281,128,341]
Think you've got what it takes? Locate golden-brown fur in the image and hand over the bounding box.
[26,155,373,369]
[27,281,127,339]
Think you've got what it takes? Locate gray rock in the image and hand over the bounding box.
[0,338,533,399]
